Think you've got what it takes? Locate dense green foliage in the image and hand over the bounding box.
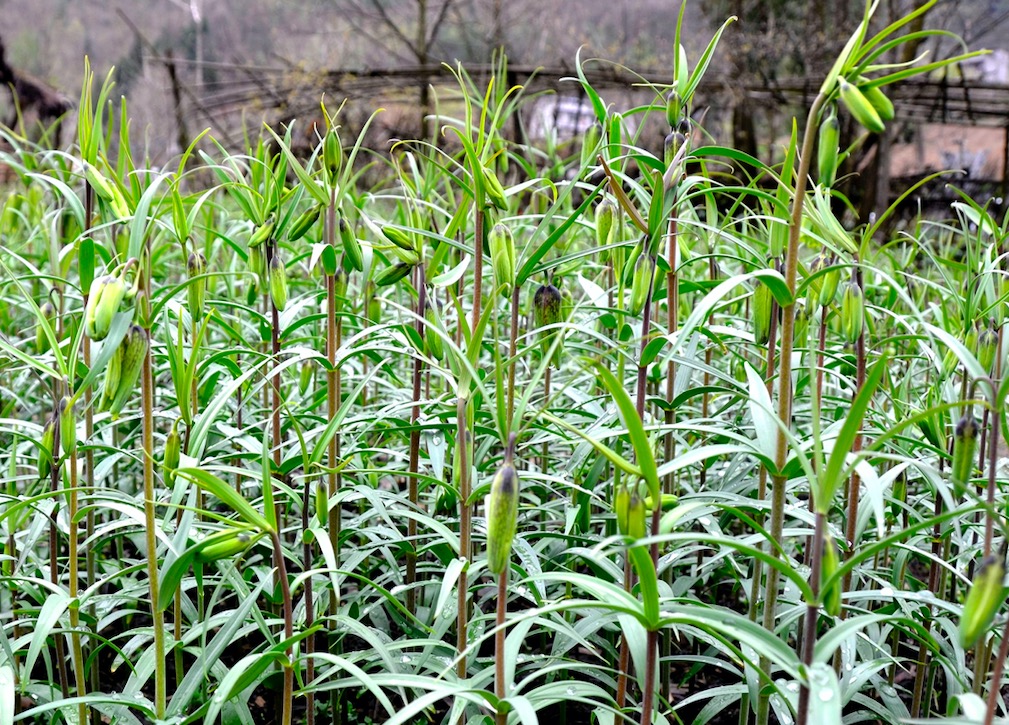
[1,3,1008,724]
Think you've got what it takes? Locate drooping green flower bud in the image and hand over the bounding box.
[375,261,414,287]
[339,217,363,272]
[249,215,275,248]
[323,129,343,183]
[85,274,126,341]
[288,205,323,242]
[817,107,840,187]
[269,253,288,311]
[629,253,655,317]
[59,396,76,458]
[664,90,682,129]
[194,528,259,564]
[820,532,842,617]
[107,325,147,419]
[839,77,885,134]
[596,198,616,249]
[840,281,865,344]
[614,480,647,540]
[534,282,562,365]
[486,436,519,575]
[424,302,444,361]
[187,251,207,321]
[164,418,181,486]
[299,361,313,396]
[482,165,508,211]
[978,325,998,377]
[857,77,895,122]
[951,413,979,497]
[664,131,686,168]
[488,223,516,296]
[960,556,1006,648]
[248,245,266,291]
[38,417,55,480]
[753,281,773,345]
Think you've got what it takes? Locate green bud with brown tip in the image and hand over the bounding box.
[753,281,773,345]
[36,300,56,352]
[486,435,519,575]
[596,198,616,249]
[629,253,655,317]
[38,418,55,481]
[269,253,288,311]
[164,418,181,486]
[375,261,414,287]
[340,217,363,272]
[288,205,323,242]
[323,129,343,183]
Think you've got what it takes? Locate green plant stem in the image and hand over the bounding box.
[507,284,519,424]
[141,301,167,720]
[67,445,88,725]
[758,91,826,725]
[472,208,484,335]
[495,571,508,725]
[456,396,471,678]
[406,267,427,615]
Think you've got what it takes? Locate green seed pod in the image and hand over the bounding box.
[534,283,562,341]
[482,165,508,211]
[818,107,840,187]
[339,217,363,272]
[288,205,323,242]
[59,396,76,458]
[820,532,842,617]
[269,254,288,311]
[978,326,998,376]
[249,216,275,248]
[85,274,126,341]
[38,418,55,481]
[857,78,895,122]
[164,419,181,486]
[960,556,1006,648]
[664,131,686,168]
[753,281,773,345]
[839,78,885,134]
[596,198,616,249]
[375,261,414,287]
[840,281,864,344]
[187,252,207,320]
[581,123,601,170]
[108,325,147,419]
[629,253,655,317]
[486,447,519,575]
[323,129,343,183]
[966,323,980,360]
[36,300,56,352]
[194,528,258,563]
[614,480,647,540]
[488,223,516,296]
[664,90,682,129]
[951,414,979,497]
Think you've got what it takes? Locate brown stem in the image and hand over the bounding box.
[495,572,508,725]
[841,270,867,599]
[407,268,428,614]
[984,615,1009,725]
[456,397,471,678]
[796,512,825,725]
[271,528,295,725]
